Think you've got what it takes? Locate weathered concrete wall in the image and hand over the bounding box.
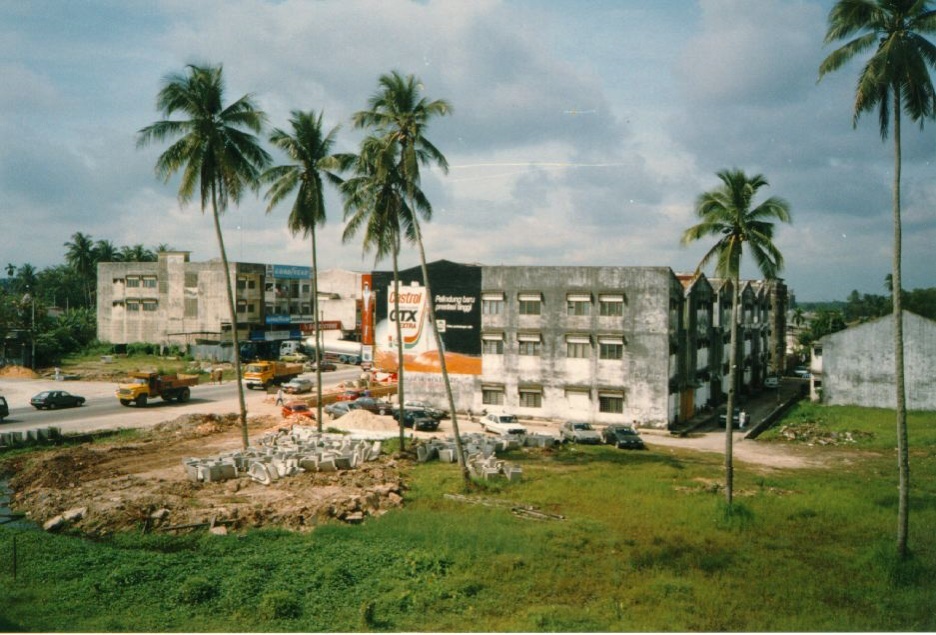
[479,266,679,428]
[822,312,936,410]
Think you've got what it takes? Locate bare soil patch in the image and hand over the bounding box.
[2,412,408,536]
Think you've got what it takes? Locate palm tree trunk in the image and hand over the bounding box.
[411,222,471,486]
[893,95,909,559]
[391,242,406,451]
[211,185,250,450]
[311,230,324,432]
[724,276,739,507]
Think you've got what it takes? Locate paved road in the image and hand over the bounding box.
[0,367,364,435]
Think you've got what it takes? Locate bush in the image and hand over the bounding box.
[257,590,302,621]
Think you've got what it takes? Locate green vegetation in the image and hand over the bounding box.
[1,406,934,632]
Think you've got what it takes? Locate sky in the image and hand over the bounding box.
[2,0,934,303]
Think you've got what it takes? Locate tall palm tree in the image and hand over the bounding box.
[93,239,122,264]
[262,110,344,430]
[64,231,96,307]
[681,169,791,507]
[341,135,413,450]
[818,0,936,559]
[137,63,270,450]
[353,71,470,484]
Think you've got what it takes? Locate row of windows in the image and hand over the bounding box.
[482,335,625,359]
[124,276,157,288]
[126,300,158,312]
[482,293,625,317]
[482,388,624,413]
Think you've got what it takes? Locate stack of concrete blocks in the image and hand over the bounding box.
[524,433,558,448]
[410,433,523,482]
[0,427,61,449]
[181,425,384,485]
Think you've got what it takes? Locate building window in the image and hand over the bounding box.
[482,292,504,315]
[599,337,624,360]
[518,293,542,315]
[599,392,624,413]
[482,387,505,406]
[567,294,591,316]
[518,334,541,356]
[237,278,248,290]
[482,334,504,355]
[126,277,140,288]
[142,277,157,288]
[566,335,591,358]
[126,301,140,312]
[519,389,542,408]
[142,300,157,312]
[599,294,624,316]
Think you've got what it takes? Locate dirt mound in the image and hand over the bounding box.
[333,409,400,432]
[0,365,39,379]
[2,412,409,536]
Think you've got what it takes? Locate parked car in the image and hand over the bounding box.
[348,397,393,415]
[480,412,527,436]
[324,402,351,419]
[334,389,363,402]
[793,367,811,379]
[0,395,8,422]
[279,352,309,363]
[718,407,742,427]
[281,401,315,421]
[764,376,780,389]
[602,424,645,449]
[308,360,337,372]
[30,390,86,410]
[392,407,440,431]
[282,377,313,394]
[559,421,602,444]
[403,400,448,420]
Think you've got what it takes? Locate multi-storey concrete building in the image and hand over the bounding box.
[96,254,787,428]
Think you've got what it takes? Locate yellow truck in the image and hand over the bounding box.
[116,372,199,407]
[243,361,304,390]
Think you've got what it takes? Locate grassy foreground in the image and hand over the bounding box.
[1,404,935,632]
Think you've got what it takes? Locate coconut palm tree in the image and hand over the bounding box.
[340,135,412,450]
[137,63,270,450]
[818,0,936,559]
[681,169,791,507]
[353,71,470,484]
[262,110,344,430]
[64,231,96,307]
[93,239,122,264]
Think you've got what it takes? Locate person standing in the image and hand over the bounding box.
[275,387,284,406]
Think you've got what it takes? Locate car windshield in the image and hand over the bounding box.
[498,415,518,423]
[573,423,592,430]
[34,392,50,398]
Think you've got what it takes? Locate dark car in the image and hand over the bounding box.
[309,360,337,372]
[718,408,741,427]
[348,397,392,415]
[30,390,86,410]
[281,401,315,421]
[324,402,351,419]
[392,407,440,431]
[602,424,645,449]
[0,395,8,422]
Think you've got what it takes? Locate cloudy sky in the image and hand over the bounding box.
[3,0,934,302]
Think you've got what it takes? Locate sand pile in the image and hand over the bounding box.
[333,409,400,432]
[0,365,40,379]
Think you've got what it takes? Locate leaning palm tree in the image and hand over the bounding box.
[340,135,413,450]
[137,63,270,450]
[353,71,470,484]
[681,169,791,507]
[64,231,96,307]
[818,0,936,559]
[262,110,344,431]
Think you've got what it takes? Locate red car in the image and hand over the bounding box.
[281,401,315,420]
[334,390,363,402]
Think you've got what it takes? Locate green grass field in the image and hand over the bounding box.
[1,403,934,631]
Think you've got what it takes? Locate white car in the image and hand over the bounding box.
[764,376,780,389]
[480,413,527,436]
[282,377,313,394]
[559,421,602,444]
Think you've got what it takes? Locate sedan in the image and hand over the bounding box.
[334,389,363,402]
[30,390,86,410]
[282,378,313,394]
[348,397,393,415]
[308,360,337,372]
[324,402,351,419]
[602,424,645,450]
[559,421,603,444]
[392,407,440,431]
[281,401,316,421]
